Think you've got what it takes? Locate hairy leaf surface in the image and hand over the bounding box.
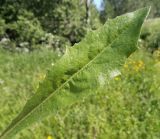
[0,8,149,139]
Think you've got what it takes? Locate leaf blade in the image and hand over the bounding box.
[0,7,149,139]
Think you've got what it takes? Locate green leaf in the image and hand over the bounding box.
[0,7,149,139]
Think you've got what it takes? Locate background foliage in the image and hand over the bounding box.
[0,0,100,51]
[0,47,160,139]
[0,0,160,52]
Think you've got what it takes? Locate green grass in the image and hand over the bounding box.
[0,48,59,135]
[0,48,160,139]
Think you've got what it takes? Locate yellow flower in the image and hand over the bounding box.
[124,64,128,69]
[135,60,145,71]
[47,135,53,139]
[114,76,120,81]
[124,60,145,73]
